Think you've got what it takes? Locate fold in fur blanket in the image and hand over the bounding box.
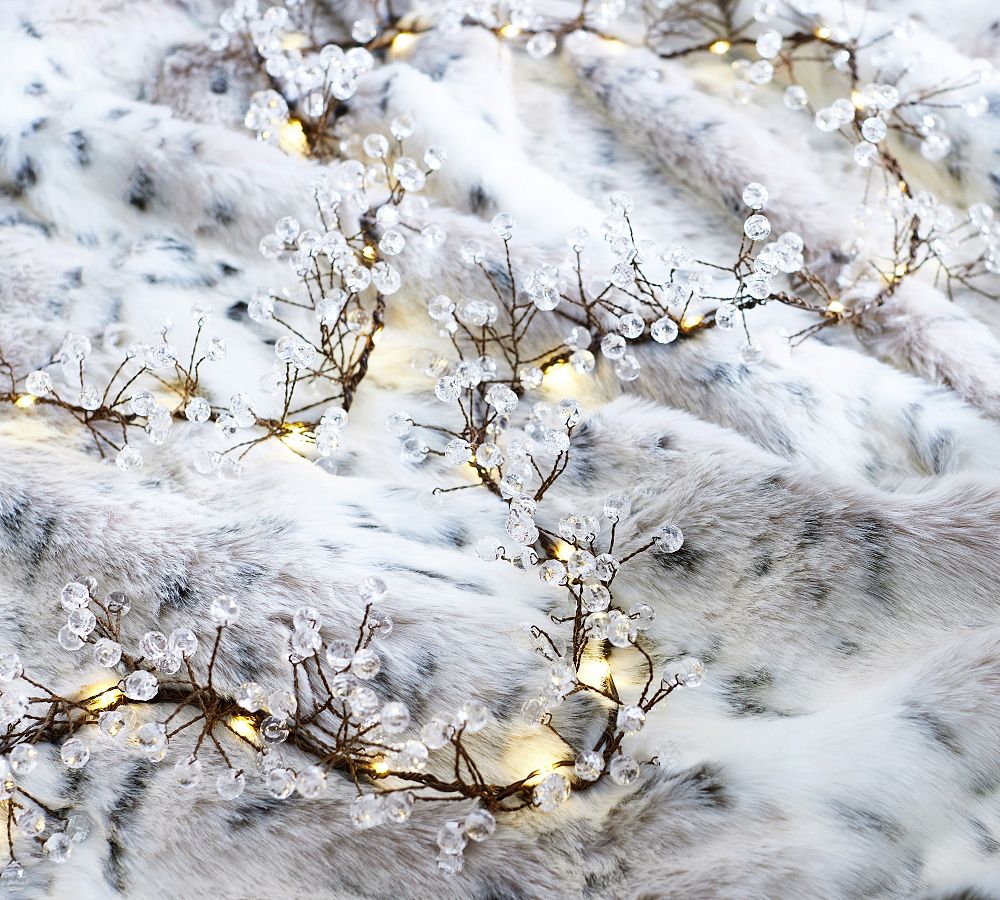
[2,1,1000,898]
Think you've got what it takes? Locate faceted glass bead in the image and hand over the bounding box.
[616,704,646,736]
[608,754,640,785]
[25,370,52,396]
[261,716,290,745]
[65,813,90,844]
[124,670,158,701]
[458,700,489,733]
[0,652,22,682]
[237,682,266,711]
[210,595,241,626]
[574,750,603,782]
[1,861,26,892]
[657,523,684,552]
[265,767,296,799]
[44,833,73,863]
[115,446,143,473]
[326,640,354,670]
[538,559,567,585]
[61,738,90,769]
[437,821,467,853]
[58,625,83,651]
[9,744,36,774]
[217,769,246,799]
[350,794,384,829]
[351,647,381,680]
[99,709,127,738]
[174,755,203,788]
[384,791,414,823]
[533,771,570,811]
[491,213,515,239]
[296,765,328,798]
[94,638,123,668]
[861,117,887,143]
[420,715,454,749]
[60,581,89,610]
[675,656,706,687]
[651,316,679,343]
[742,182,768,209]
[380,701,410,734]
[744,214,771,241]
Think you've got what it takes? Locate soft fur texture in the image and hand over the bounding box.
[2,1,1000,898]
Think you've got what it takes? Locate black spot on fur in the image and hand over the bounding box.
[63,267,83,288]
[209,68,229,94]
[831,800,904,841]
[108,107,130,120]
[676,764,729,808]
[902,701,962,755]
[24,80,46,96]
[721,670,773,716]
[0,492,55,572]
[21,20,41,38]
[468,184,493,214]
[971,818,1000,855]
[127,164,155,211]
[653,542,702,572]
[104,759,155,893]
[934,891,997,900]
[227,301,249,321]
[68,129,90,165]
[852,514,895,610]
[210,198,235,225]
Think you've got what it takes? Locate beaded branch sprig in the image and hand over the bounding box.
[0,494,700,884]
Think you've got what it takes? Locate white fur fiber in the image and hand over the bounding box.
[2,1,1000,898]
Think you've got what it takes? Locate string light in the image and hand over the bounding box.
[814,26,832,40]
[498,24,521,39]
[390,32,418,56]
[827,300,846,314]
[576,654,612,688]
[278,119,308,156]
[228,715,260,744]
[681,314,704,331]
[81,682,124,710]
[708,40,731,55]
[542,362,577,395]
[14,395,35,408]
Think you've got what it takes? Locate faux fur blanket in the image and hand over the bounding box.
[2,1,1000,898]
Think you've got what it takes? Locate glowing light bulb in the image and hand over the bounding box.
[542,361,576,394]
[281,31,308,51]
[814,26,832,40]
[278,119,308,157]
[553,540,573,562]
[499,24,521,38]
[827,300,845,314]
[362,244,377,261]
[577,655,612,688]
[390,32,418,56]
[229,715,259,744]
[81,681,124,710]
[708,40,731,55]
[681,314,704,331]
[14,395,36,408]
[371,757,390,775]
[280,423,314,455]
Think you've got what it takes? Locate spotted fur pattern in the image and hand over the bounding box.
[2,1,1000,897]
